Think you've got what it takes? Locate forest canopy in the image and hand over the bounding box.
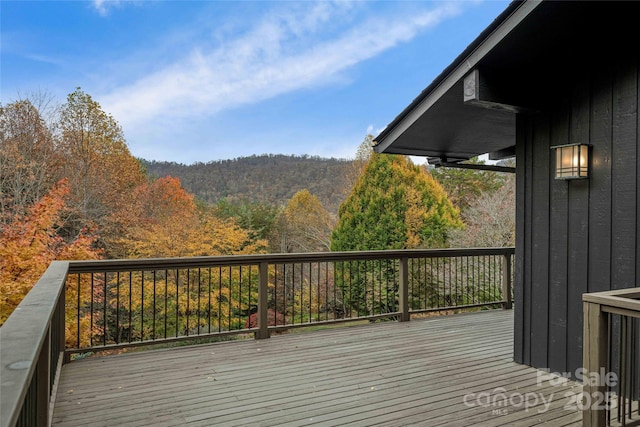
[0,92,514,326]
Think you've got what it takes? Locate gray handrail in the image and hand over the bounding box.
[67,247,515,272]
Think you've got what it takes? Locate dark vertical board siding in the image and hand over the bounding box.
[521,61,640,375]
[637,57,640,287]
[530,113,550,369]
[523,115,534,366]
[566,77,591,375]
[548,104,570,374]
[611,59,638,291]
[514,114,526,364]
[588,67,613,294]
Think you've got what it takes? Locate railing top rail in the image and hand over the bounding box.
[68,247,515,273]
[583,287,640,313]
[0,261,69,427]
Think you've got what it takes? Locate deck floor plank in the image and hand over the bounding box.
[52,310,582,426]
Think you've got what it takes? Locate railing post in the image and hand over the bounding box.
[398,257,410,322]
[255,262,270,339]
[583,301,608,427]
[501,253,513,309]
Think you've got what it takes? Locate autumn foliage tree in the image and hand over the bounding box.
[119,176,265,258]
[57,88,146,253]
[275,189,334,253]
[0,98,61,225]
[1,88,280,337]
[77,176,270,340]
[0,179,101,324]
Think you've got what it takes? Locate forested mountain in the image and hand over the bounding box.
[142,155,353,214]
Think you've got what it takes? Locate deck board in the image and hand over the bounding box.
[52,310,582,426]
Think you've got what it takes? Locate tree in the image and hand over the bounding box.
[342,134,374,197]
[0,179,101,325]
[214,199,280,244]
[276,189,334,253]
[95,176,268,340]
[331,153,463,316]
[57,88,146,253]
[449,174,515,248]
[119,176,266,259]
[332,153,462,251]
[0,98,61,225]
[429,157,506,212]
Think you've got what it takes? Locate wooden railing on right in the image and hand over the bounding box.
[583,288,640,427]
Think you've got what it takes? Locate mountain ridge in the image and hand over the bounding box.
[141,154,353,214]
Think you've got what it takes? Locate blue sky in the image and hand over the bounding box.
[1,0,509,164]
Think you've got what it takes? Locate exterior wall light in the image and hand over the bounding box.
[551,143,590,180]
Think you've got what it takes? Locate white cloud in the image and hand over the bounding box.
[99,2,462,130]
[93,0,121,16]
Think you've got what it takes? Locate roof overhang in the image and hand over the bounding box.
[373,0,640,161]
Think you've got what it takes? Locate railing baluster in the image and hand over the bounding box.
[186,269,190,336]
[227,267,232,331]
[218,267,222,333]
[128,271,132,342]
[273,264,279,326]
[175,269,179,338]
[238,265,242,331]
[197,268,201,336]
[307,262,311,323]
[164,270,168,339]
[108,271,112,346]
[90,274,94,347]
[76,274,81,349]
[399,257,409,322]
[207,268,212,335]
[152,270,156,341]
[141,271,145,341]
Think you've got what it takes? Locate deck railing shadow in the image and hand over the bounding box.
[0,247,513,427]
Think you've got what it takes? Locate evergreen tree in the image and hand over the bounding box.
[330,153,462,316]
[331,153,462,251]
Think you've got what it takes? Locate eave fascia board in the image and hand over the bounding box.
[373,0,542,154]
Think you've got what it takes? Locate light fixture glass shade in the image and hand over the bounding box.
[552,143,590,180]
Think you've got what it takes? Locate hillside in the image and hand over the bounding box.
[142,155,353,214]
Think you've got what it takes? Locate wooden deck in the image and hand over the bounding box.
[52,310,582,426]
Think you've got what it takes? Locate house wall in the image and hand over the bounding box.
[514,57,640,375]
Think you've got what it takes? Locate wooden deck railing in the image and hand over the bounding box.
[0,247,513,427]
[583,288,640,427]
